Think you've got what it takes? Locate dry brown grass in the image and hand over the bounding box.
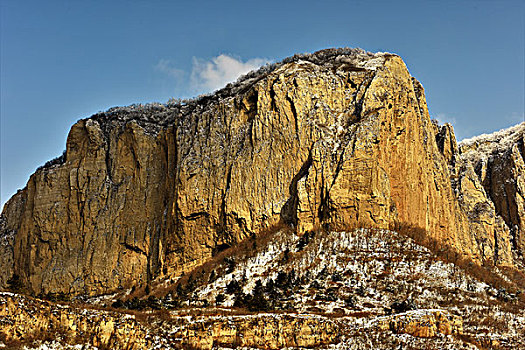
[345,310,378,318]
[456,333,503,350]
[478,315,509,332]
[1,338,24,349]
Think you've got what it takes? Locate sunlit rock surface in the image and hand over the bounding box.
[0,48,522,298]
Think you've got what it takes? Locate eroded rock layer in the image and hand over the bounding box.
[0,293,463,350]
[0,48,522,295]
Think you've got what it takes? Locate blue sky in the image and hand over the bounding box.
[1,0,524,208]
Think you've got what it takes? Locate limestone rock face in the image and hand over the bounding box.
[458,123,525,262]
[0,191,25,288]
[181,314,341,349]
[375,309,463,338]
[0,48,523,295]
[0,292,152,349]
[4,116,177,295]
[0,293,341,349]
[0,293,464,350]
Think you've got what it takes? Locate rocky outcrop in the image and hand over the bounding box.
[179,310,463,349]
[458,123,525,262]
[0,293,151,349]
[0,293,345,349]
[180,314,340,349]
[375,309,463,338]
[0,48,522,296]
[0,293,465,350]
[435,122,520,266]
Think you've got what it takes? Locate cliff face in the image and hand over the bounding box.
[458,123,525,261]
[0,293,463,350]
[0,48,522,296]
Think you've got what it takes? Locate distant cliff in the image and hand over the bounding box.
[0,48,523,296]
[457,123,525,261]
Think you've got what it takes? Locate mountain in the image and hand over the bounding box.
[0,48,524,349]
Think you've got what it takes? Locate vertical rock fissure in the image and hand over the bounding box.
[411,77,426,119]
[286,95,300,142]
[244,90,258,151]
[494,226,499,265]
[317,140,350,226]
[129,143,142,171]
[217,165,233,242]
[74,168,86,234]
[330,142,348,190]
[280,148,313,228]
[170,120,184,272]
[318,184,331,224]
[269,79,279,113]
[97,121,114,184]
[505,187,518,252]
[354,73,376,121]
[147,225,162,285]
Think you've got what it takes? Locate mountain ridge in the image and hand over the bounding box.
[0,48,523,299]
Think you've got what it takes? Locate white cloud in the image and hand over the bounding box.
[190,54,269,93]
[154,59,184,79]
[435,113,457,126]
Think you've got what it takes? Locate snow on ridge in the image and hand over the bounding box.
[459,122,524,150]
[458,122,524,164]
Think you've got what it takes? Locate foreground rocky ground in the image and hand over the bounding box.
[2,228,523,349]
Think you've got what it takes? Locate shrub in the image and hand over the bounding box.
[6,274,23,293]
[112,299,124,308]
[331,272,343,282]
[345,295,357,308]
[44,292,69,302]
[296,230,315,251]
[317,267,329,281]
[208,270,217,283]
[176,283,186,298]
[310,280,322,289]
[356,285,366,297]
[389,299,416,314]
[146,295,160,309]
[265,279,282,301]
[215,293,226,305]
[316,287,338,302]
[226,279,242,295]
[224,257,236,273]
[275,269,297,292]
[233,292,248,308]
[126,297,144,310]
[248,280,270,311]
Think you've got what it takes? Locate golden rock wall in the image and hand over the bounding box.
[0,49,521,295]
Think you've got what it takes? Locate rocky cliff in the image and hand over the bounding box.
[0,293,464,350]
[0,48,523,296]
[458,123,525,262]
